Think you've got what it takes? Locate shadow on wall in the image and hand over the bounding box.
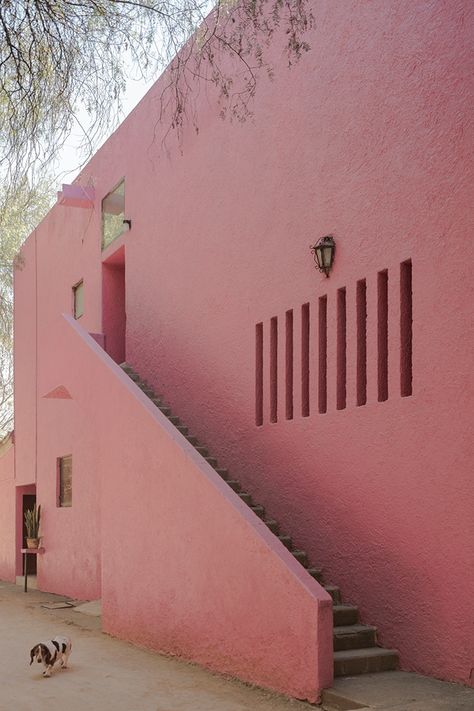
[128,307,471,686]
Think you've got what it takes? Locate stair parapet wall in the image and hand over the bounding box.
[59,314,333,702]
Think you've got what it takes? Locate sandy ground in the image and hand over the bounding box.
[0,582,310,711]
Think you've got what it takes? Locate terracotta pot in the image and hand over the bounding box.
[26,538,40,549]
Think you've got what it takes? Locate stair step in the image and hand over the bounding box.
[186,435,199,446]
[195,446,209,457]
[141,387,156,398]
[333,605,359,626]
[120,363,134,374]
[250,505,265,519]
[324,585,342,604]
[264,519,279,534]
[176,425,189,436]
[227,480,241,492]
[291,550,309,567]
[333,647,399,677]
[215,468,229,480]
[168,415,181,426]
[278,535,293,550]
[333,624,377,651]
[158,405,172,416]
[238,492,252,505]
[204,456,218,468]
[307,567,324,583]
[151,398,164,407]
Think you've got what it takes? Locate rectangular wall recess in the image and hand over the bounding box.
[400,260,413,397]
[318,296,327,414]
[301,303,310,417]
[285,310,294,420]
[57,455,72,507]
[336,289,347,410]
[270,317,278,423]
[377,270,389,402]
[356,280,367,406]
[255,323,263,426]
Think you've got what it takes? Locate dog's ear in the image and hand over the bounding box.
[39,643,50,664]
[29,645,38,665]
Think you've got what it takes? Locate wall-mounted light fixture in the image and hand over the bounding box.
[123,219,132,230]
[310,235,336,277]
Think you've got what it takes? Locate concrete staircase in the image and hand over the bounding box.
[121,363,399,678]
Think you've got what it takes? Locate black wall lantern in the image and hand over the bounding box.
[310,235,336,277]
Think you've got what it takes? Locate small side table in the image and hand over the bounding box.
[21,548,44,593]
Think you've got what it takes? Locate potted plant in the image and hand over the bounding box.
[24,504,41,549]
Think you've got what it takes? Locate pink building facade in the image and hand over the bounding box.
[1,0,473,700]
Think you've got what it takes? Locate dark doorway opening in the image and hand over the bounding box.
[102,246,126,364]
[22,494,37,575]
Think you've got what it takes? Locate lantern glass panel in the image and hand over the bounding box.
[322,245,333,268]
[315,246,324,269]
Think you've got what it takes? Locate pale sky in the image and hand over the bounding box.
[53,73,156,184]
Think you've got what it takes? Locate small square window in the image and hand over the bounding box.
[102,180,126,249]
[73,281,84,319]
[58,455,72,507]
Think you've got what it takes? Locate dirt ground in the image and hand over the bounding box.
[0,581,310,711]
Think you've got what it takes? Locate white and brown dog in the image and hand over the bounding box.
[29,635,72,677]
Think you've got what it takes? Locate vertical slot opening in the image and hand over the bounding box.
[301,303,310,417]
[255,323,263,426]
[285,310,294,420]
[356,279,367,406]
[318,296,327,414]
[270,317,278,423]
[378,270,389,402]
[337,288,347,410]
[400,260,413,397]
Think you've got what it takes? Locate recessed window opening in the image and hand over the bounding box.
[73,280,84,319]
[301,303,310,417]
[318,295,327,414]
[356,280,367,406]
[378,270,389,402]
[400,260,413,397]
[102,179,126,249]
[270,317,278,423]
[285,310,294,420]
[58,455,72,507]
[336,288,347,410]
[255,323,263,426]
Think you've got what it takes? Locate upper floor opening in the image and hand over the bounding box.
[102,180,126,250]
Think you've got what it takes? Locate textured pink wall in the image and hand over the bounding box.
[33,205,102,600]
[120,0,472,685]
[14,204,104,600]
[57,315,333,701]
[34,396,101,600]
[0,438,15,581]
[12,0,474,689]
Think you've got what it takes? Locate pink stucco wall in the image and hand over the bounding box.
[0,437,15,581]
[14,205,104,600]
[54,315,333,701]
[12,0,474,691]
